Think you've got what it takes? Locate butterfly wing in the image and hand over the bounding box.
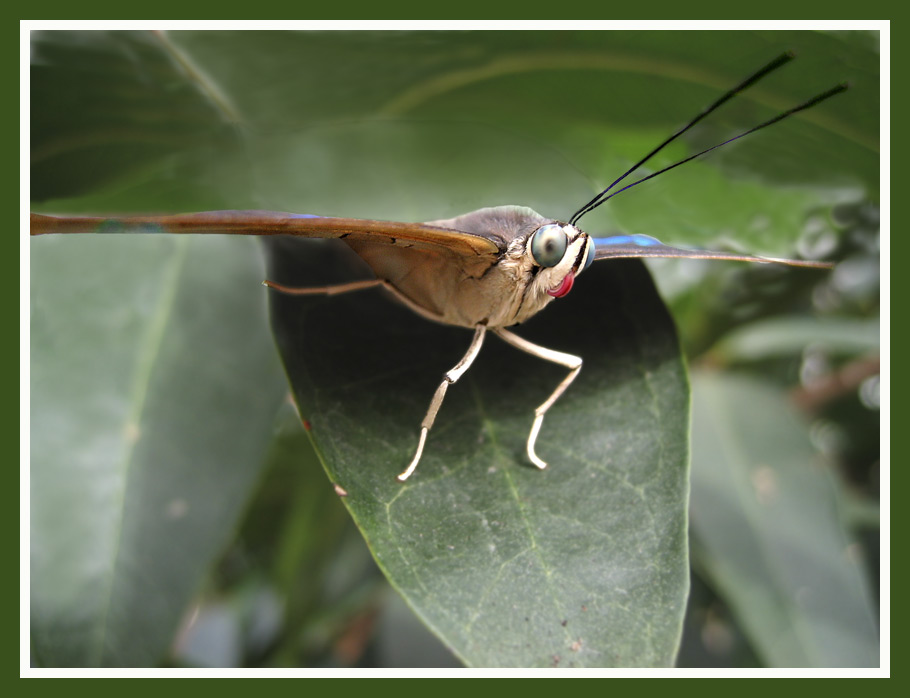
[30,210,502,259]
[31,209,513,325]
[593,234,832,269]
[32,210,829,269]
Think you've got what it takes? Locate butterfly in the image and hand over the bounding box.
[30,52,843,481]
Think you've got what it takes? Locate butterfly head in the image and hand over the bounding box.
[525,223,596,300]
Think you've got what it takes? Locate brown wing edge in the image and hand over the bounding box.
[29,211,502,259]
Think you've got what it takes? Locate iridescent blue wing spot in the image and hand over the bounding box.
[593,234,662,248]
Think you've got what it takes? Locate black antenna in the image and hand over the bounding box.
[569,52,796,226]
[569,53,839,226]
[573,82,848,217]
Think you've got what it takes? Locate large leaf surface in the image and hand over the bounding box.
[265,238,690,667]
[30,235,288,666]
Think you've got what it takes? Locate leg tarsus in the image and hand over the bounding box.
[526,414,548,469]
[494,328,583,471]
[398,427,428,481]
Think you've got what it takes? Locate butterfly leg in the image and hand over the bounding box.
[263,278,385,295]
[397,324,487,482]
[493,328,582,470]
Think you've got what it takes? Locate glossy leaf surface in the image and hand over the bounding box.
[265,238,690,667]
[30,234,288,666]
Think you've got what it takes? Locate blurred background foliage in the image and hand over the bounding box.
[29,29,880,668]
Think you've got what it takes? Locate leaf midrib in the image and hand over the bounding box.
[89,237,189,665]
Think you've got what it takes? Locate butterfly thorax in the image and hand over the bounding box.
[345,206,589,329]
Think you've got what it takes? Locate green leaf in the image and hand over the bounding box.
[30,234,288,666]
[264,238,690,667]
[688,371,879,668]
[30,31,239,206]
[708,316,880,363]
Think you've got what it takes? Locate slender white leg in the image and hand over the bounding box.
[263,278,384,295]
[397,324,487,482]
[494,328,583,470]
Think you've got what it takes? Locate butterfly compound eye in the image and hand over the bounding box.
[530,225,568,268]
